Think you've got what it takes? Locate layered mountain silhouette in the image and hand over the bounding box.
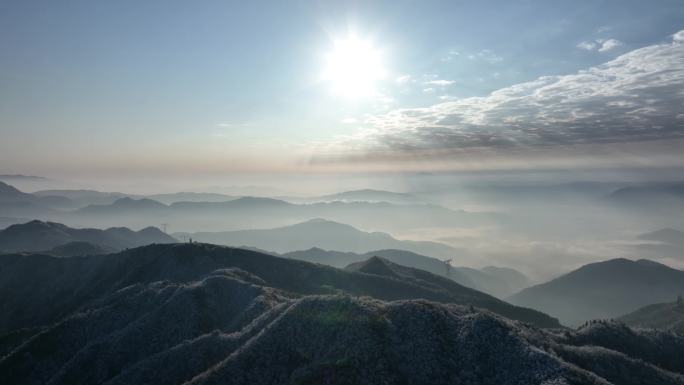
[0,220,176,253]
[606,182,684,210]
[77,197,169,214]
[632,228,684,260]
[71,195,494,232]
[33,189,132,206]
[0,216,28,229]
[33,189,237,207]
[345,256,529,302]
[303,189,423,205]
[0,243,555,334]
[638,228,684,246]
[508,258,684,326]
[1,182,496,233]
[146,192,237,204]
[1,244,683,385]
[44,241,117,256]
[0,181,71,215]
[36,188,418,207]
[283,247,530,298]
[618,299,684,333]
[179,219,460,258]
[0,174,48,182]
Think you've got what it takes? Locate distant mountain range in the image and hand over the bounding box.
[1,243,682,385]
[630,228,684,261]
[0,220,177,253]
[1,182,496,232]
[508,258,684,326]
[344,255,529,300]
[33,187,420,207]
[74,195,491,232]
[0,216,29,229]
[0,175,48,182]
[618,299,684,334]
[77,196,169,214]
[43,241,117,256]
[0,181,72,215]
[32,189,132,206]
[178,218,460,258]
[606,182,684,209]
[33,189,238,206]
[638,228,684,247]
[283,247,530,298]
[284,189,424,205]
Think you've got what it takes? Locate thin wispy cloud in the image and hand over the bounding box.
[467,49,503,63]
[395,75,413,83]
[577,38,623,52]
[576,41,598,51]
[424,79,455,86]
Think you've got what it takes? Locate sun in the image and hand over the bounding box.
[322,35,386,99]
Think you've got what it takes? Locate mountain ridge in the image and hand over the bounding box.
[178,218,460,258]
[1,244,683,385]
[508,257,684,326]
[0,220,176,253]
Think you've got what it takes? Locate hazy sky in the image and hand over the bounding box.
[1,0,683,177]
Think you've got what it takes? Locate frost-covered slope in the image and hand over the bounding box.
[1,244,683,385]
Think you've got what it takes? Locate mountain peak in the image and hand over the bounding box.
[509,257,684,326]
[638,228,684,245]
[295,218,353,229]
[347,256,400,279]
[232,196,289,205]
[0,181,22,194]
[635,258,668,267]
[113,197,166,207]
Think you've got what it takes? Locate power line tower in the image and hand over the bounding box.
[161,223,168,233]
[442,258,454,277]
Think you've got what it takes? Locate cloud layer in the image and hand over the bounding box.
[349,32,684,156]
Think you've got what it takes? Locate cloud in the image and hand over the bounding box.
[424,79,455,86]
[578,38,623,52]
[598,38,623,52]
[341,118,357,124]
[395,75,412,84]
[467,49,503,64]
[674,30,684,43]
[217,122,251,129]
[339,32,684,156]
[576,41,598,51]
[596,25,612,34]
[440,50,460,62]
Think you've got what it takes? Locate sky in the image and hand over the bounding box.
[1,0,683,178]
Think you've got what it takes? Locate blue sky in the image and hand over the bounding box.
[1,0,683,176]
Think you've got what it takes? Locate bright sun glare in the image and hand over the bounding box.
[323,35,386,99]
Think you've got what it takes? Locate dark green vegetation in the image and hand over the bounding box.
[508,258,684,326]
[1,244,683,385]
